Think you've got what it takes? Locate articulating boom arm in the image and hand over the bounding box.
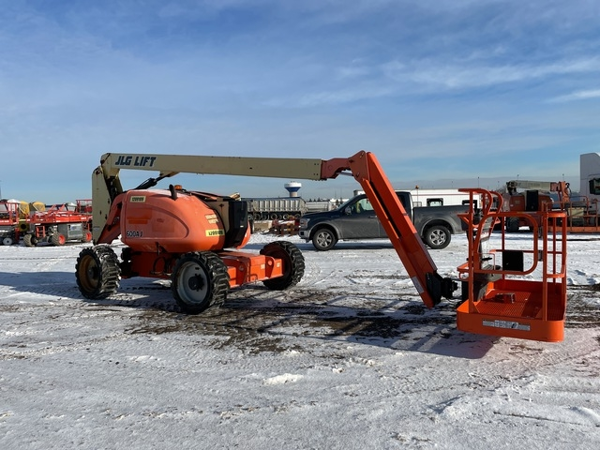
[92,150,454,307]
[322,152,455,308]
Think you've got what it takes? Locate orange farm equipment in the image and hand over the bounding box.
[0,200,27,245]
[501,179,600,233]
[24,200,92,247]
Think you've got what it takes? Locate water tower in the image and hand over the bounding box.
[284,181,302,197]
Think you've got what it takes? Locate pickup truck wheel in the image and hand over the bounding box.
[423,225,450,249]
[312,228,337,251]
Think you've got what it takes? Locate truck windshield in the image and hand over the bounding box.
[336,197,359,211]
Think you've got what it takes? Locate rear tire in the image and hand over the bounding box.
[2,237,13,246]
[311,228,337,251]
[76,245,120,299]
[260,241,305,290]
[171,252,229,314]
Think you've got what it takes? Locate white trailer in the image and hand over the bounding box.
[409,189,477,208]
[579,153,600,201]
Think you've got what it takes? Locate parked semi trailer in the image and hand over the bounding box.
[245,197,308,221]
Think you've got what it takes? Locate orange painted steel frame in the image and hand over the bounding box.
[322,151,451,308]
[119,247,283,289]
[97,191,283,289]
[221,252,284,288]
[456,189,567,342]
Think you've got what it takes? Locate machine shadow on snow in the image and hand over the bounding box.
[222,288,497,358]
[1,268,594,359]
[74,277,495,358]
[0,270,77,296]
[0,269,509,358]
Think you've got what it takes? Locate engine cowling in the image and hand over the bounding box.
[120,189,249,253]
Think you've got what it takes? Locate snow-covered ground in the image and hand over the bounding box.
[1,232,600,449]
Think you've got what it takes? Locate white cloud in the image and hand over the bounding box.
[264,85,394,108]
[549,89,600,103]
[385,57,600,90]
[336,65,371,80]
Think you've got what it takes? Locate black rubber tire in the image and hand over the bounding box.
[423,225,451,249]
[311,228,337,251]
[260,241,305,290]
[23,234,35,247]
[506,217,520,232]
[51,233,66,246]
[76,245,120,299]
[171,252,229,315]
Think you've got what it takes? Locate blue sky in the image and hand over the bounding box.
[1,0,599,202]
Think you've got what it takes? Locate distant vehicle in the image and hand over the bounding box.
[298,191,468,251]
[409,188,478,207]
[245,197,307,221]
[24,199,92,246]
[0,200,24,245]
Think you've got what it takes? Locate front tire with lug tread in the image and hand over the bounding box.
[76,245,120,299]
[260,241,305,290]
[171,251,230,315]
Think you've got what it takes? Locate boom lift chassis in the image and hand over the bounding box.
[82,151,568,342]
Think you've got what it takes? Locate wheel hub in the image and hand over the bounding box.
[188,274,205,291]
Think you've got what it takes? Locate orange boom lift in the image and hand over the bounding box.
[76,151,567,342]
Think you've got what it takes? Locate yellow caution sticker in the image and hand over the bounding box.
[206,229,225,237]
[130,196,146,203]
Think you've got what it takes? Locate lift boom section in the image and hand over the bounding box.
[93,150,454,309]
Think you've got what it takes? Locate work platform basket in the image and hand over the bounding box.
[456,189,567,342]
